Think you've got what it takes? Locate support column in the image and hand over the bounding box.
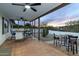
[34,20,35,37]
[11,22,13,30]
[31,21,33,36]
[18,20,19,29]
[38,18,40,40]
[24,20,25,31]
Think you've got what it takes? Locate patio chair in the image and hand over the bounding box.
[23,30,32,38]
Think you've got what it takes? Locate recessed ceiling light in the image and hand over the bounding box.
[25,5,30,9]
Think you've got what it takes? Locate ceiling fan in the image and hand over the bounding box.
[12,3,41,12]
[20,17,28,21]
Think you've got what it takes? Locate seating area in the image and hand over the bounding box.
[52,33,78,55]
[32,30,79,55]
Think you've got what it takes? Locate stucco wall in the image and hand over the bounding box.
[0,16,11,46]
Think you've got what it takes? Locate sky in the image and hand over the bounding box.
[15,3,79,27]
[40,3,79,27]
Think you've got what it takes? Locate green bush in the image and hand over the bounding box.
[42,28,49,37]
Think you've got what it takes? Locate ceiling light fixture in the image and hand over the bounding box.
[25,5,31,9]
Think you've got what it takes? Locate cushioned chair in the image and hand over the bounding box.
[23,30,32,38]
[11,30,16,39]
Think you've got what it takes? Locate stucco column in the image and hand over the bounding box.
[34,20,35,37]
[38,18,40,40]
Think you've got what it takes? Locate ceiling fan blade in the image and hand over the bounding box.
[31,7,37,12]
[12,3,25,6]
[23,8,27,12]
[25,3,30,5]
[30,3,41,6]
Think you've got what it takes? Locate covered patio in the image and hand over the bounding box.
[0,3,79,56]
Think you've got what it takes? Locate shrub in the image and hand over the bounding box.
[42,28,49,37]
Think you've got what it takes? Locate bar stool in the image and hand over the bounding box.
[67,35,78,55]
[53,33,60,46]
[59,35,66,47]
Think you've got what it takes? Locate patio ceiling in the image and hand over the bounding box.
[0,3,69,21]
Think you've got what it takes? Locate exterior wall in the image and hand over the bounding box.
[0,16,11,46]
